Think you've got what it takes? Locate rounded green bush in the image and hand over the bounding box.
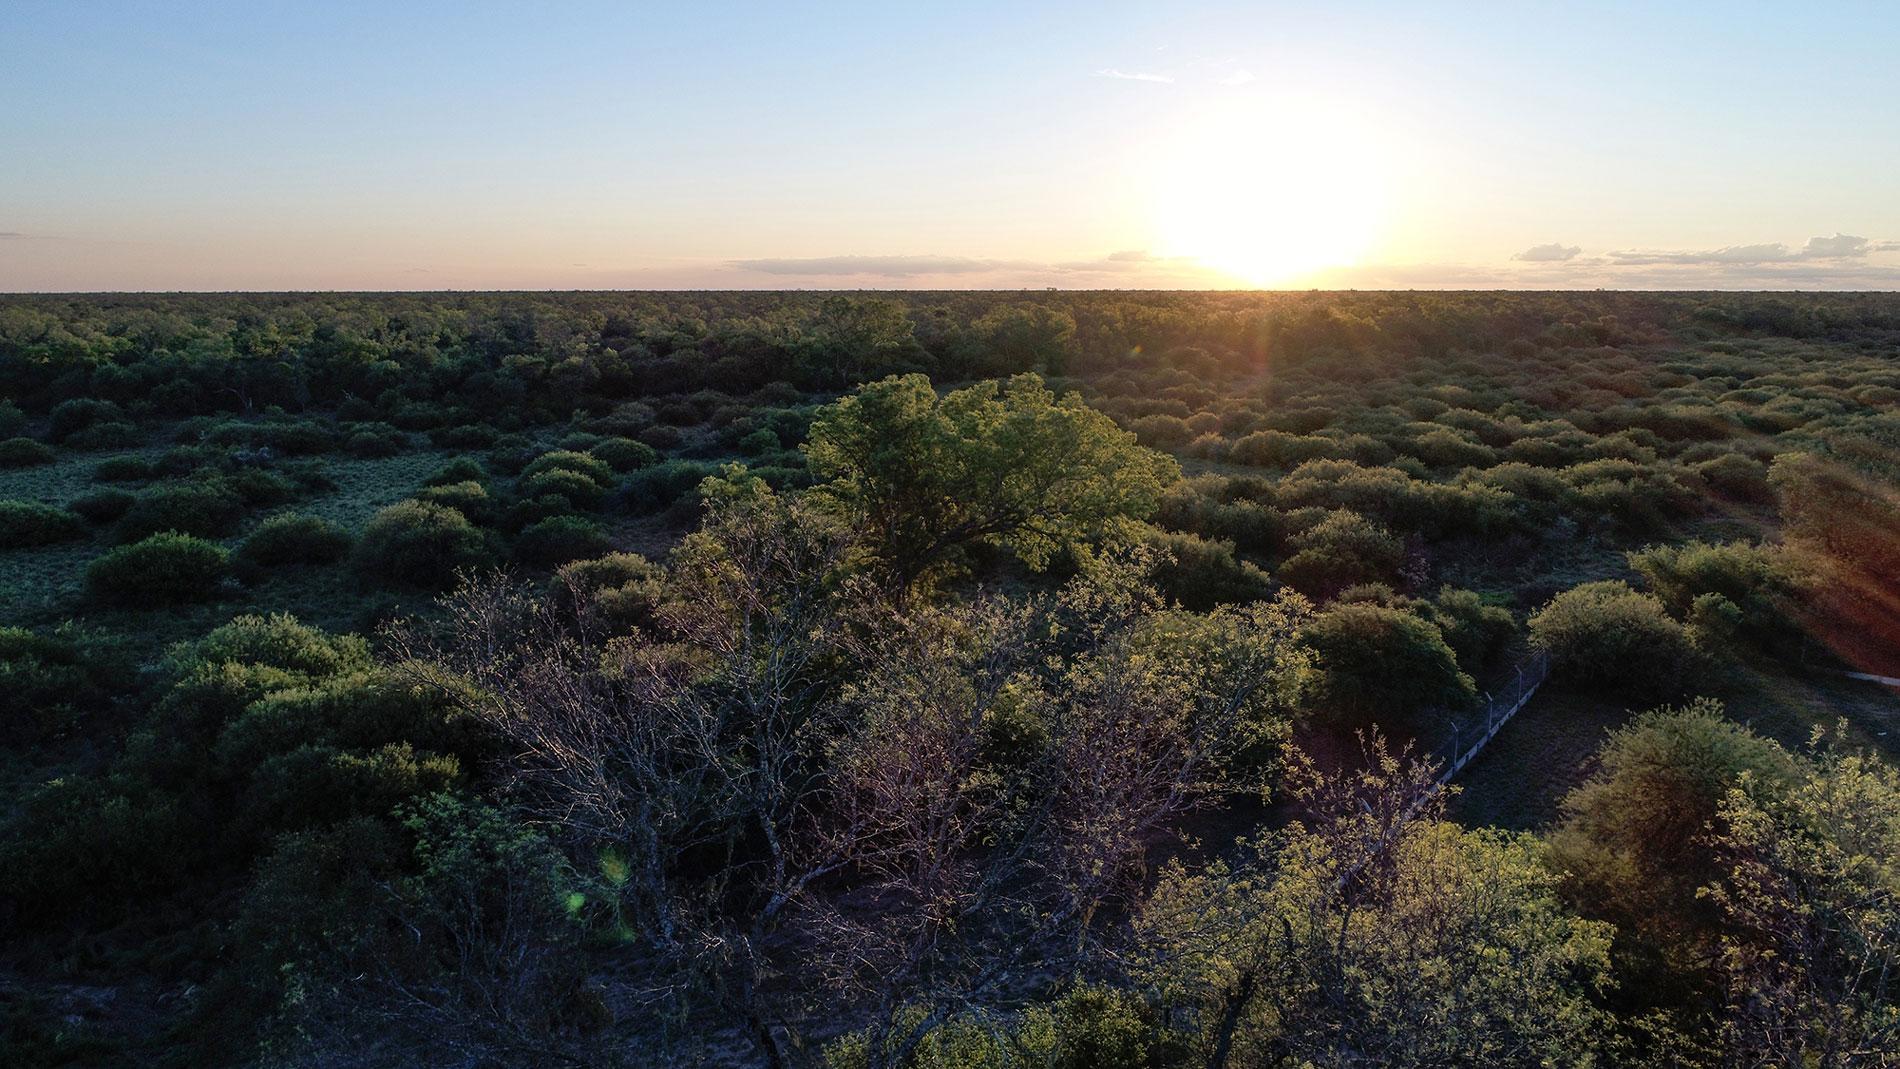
[514,514,611,567]
[354,500,492,588]
[1529,580,1698,696]
[240,513,353,566]
[94,455,157,482]
[69,488,137,525]
[587,437,659,472]
[0,500,87,549]
[519,449,614,487]
[1307,602,1476,719]
[86,532,231,603]
[64,421,141,451]
[414,480,496,523]
[0,437,55,468]
[423,457,489,487]
[519,467,605,509]
[116,480,248,542]
[48,398,125,442]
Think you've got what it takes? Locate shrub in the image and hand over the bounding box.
[514,515,612,567]
[1421,586,1518,671]
[737,427,781,456]
[1306,602,1476,719]
[354,500,492,588]
[1528,580,1698,696]
[48,398,124,442]
[423,457,488,487]
[0,399,23,438]
[222,467,298,506]
[116,479,248,542]
[69,488,137,524]
[86,532,230,603]
[0,437,55,468]
[1693,451,1771,501]
[1276,510,1404,597]
[1405,427,1497,470]
[429,423,501,449]
[0,500,87,548]
[345,423,408,457]
[1626,539,1796,645]
[0,627,103,743]
[1143,527,1274,610]
[638,424,684,450]
[64,420,141,450]
[94,455,157,482]
[241,513,353,566]
[1548,699,1799,973]
[622,459,721,513]
[518,467,605,510]
[588,437,658,472]
[519,449,614,487]
[413,478,496,523]
[553,552,662,631]
[1229,429,1340,468]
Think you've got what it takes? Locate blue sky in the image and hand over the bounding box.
[3,1,1898,289]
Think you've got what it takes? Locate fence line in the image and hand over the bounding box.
[1433,649,1551,786]
[1331,651,1552,893]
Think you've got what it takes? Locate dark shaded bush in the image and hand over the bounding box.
[414,480,497,524]
[48,398,125,442]
[222,467,298,507]
[65,420,141,451]
[519,467,605,510]
[240,513,353,567]
[0,627,106,743]
[69,488,136,525]
[0,500,86,548]
[553,552,662,632]
[622,459,721,514]
[344,423,408,457]
[430,423,501,449]
[1528,580,1698,696]
[1421,586,1518,671]
[86,532,231,603]
[1143,527,1275,610]
[354,500,493,588]
[116,479,248,542]
[424,457,488,486]
[93,455,157,482]
[588,437,660,472]
[514,515,612,567]
[1305,602,1476,719]
[520,449,614,487]
[1276,510,1404,597]
[0,437,55,468]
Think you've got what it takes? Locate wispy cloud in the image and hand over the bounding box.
[1606,233,1888,266]
[721,250,1232,288]
[730,255,1014,278]
[1093,68,1173,84]
[0,232,27,240]
[1219,69,1257,86]
[1513,242,1582,262]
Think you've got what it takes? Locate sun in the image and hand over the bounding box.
[1154,96,1389,287]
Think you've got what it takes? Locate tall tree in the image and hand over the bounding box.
[804,373,1180,598]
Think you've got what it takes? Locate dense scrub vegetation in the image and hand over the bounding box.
[1,290,1897,1066]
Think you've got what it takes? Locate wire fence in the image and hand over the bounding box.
[1421,649,1552,786]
